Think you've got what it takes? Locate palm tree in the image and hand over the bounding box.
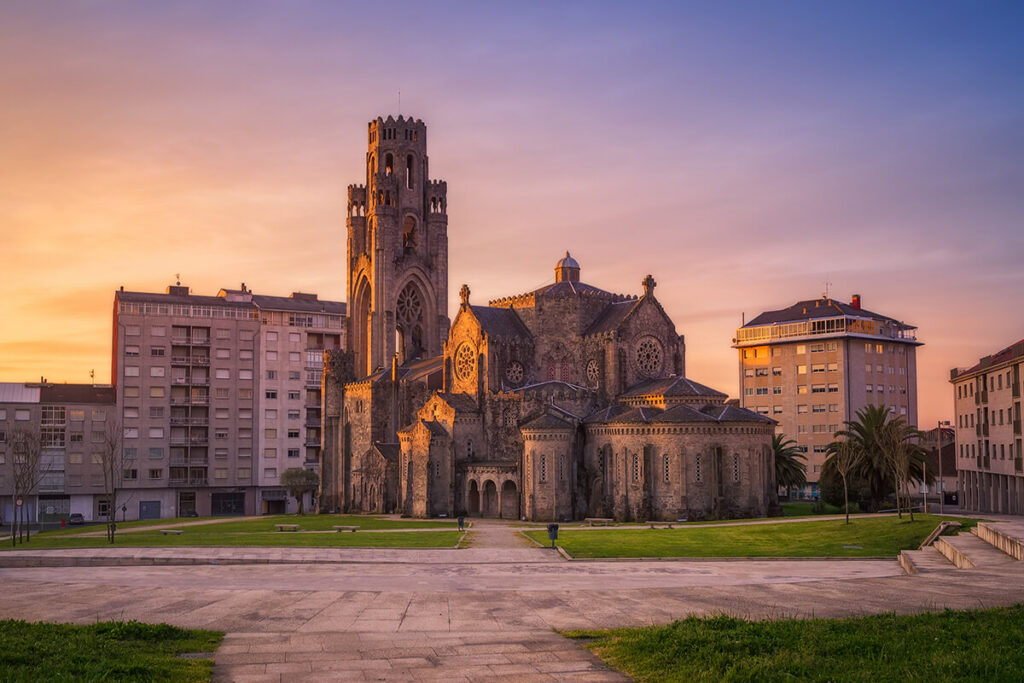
[772,434,807,498]
[832,404,894,513]
[878,416,930,521]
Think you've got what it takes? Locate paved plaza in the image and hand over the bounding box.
[1,519,1023,681]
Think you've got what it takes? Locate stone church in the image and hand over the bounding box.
[320,115,778,521]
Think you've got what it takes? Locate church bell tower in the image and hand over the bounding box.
[346,116,450,377]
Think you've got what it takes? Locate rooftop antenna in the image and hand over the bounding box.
[823,275,832,299]
[397,90,401,115]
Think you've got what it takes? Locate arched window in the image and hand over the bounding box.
[395,282,425,362]
[402,216,417,253]
[385,153,393,176]
[618,349,628,392]
[406,155,414,189]
[560,358,571,382]
[467,439,474,459]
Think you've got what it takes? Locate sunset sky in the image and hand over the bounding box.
[1,1,1021,426]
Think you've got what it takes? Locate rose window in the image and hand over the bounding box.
[634,336,663,377]
[454,343,476,381]
[396,284,423,327]
[586,359,600,386]
[505,361,524,385]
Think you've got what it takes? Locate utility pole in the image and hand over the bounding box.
[937,420,951,514]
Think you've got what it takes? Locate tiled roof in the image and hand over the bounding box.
[520,412,574,431]
[584,402,774,425]
[955,339,1024,377]
[40,385,115,405]
[397,356,443,383]
[470,305,531,339]
[744,298,903,327]
[372,442,400,462]
[621,376,727,399]
[434,392,480,413]
[423,420,449,437]
[584,299,638,336]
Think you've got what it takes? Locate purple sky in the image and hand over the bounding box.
[1,1,1022,425]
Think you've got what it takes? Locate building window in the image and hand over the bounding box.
[796,345,806,354]
[266,351,278,361]
[150,366,165,377]
[773,386,782,394]
[123,469,138,480]
[125,345,140,357]
[797,365,807,375]
[772,367,782,376]
[264,448,277,459]
[797,404,809,414]
[150,346,165,357]
[663,454,670,482]
[695,454,702,483]
[266,370,277,380]
[149,386,165,398]
[125,366,140,377]
[288,391,300,400]
[266,390,277,399]
[215,369,231,380]
[733,454,740,482]
[287,448,300,458]
[631,453,640,482]
[148,427,164,438]
[287,429,299,439]
[264,428,277,439]
[540,454,547,482]
[755,387,769,395]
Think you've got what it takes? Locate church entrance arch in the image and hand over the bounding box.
[468,480,480,515]
[352,277,372,377]
[482,480,498,518]
[500,480,519,520]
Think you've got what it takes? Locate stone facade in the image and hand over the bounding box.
[321,115,777,521]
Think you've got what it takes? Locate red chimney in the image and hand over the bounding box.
[851,294,861,310]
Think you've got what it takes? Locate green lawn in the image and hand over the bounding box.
[3,529,463,550]
[566,605,1024,682]
[39,514,456,538]
[523,514,976,558]
[0,620,223,681]
[782,501,862,517]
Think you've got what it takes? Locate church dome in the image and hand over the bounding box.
[555,251,580,283]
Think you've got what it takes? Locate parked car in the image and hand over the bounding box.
[68,513,85,525]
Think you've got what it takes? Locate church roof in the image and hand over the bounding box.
[434,392,480,413]
[520,412,574,431]
[397,355,443,382]
[372,442,400,462]
[583,300,635,336]
[556,251,580,269]
[584,402,774,425]
[423,420,449,436]
[470,305,531,339]
[621,376,727,399]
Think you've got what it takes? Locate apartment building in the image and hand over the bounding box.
[113,283,343,519]
[0,382,117,523]
[950,339,1023,515]
[734,295,921,496]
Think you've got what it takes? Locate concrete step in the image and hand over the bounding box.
[935,533,1017,569]
[975,522,1024,561]
[899,546,956,575]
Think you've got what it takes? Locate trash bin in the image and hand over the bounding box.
[546,523,559,548]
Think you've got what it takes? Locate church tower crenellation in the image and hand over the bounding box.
[347,116,449,377]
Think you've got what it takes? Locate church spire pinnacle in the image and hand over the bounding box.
[642,274,656,297]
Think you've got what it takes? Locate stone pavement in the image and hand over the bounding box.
[0,517,1022,681]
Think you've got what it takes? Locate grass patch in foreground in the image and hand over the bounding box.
[2,530,463,550]
[565,605,1024,682]
[0,619,223,682]
[523,514,976,558]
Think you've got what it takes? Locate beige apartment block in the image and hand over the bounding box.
[734,295,921,496]
[0,383,117,523]
[113,284,343,519]
[950,339,1024,515]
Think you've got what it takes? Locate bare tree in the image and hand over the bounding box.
[9,426,50,546]
[824,437,858,524]
[98,419,123,543]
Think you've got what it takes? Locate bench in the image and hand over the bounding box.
[159,529,184,536]
[648,522,674,529]
[584,518,614,526]
[333,525,360,532]
[275,524,300,532]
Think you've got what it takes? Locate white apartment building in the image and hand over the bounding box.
[113,283,343,519]
[951,339,1023,515]
[734,295,921,497]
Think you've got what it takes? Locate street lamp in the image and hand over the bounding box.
[937,420,951,514]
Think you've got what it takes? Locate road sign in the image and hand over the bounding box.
[15,498,23,507]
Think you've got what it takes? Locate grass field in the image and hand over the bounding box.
[781,501,862,517]
[523,514,975,558]
[0,620,223,681]
[2,529,464,550]
[38,514,456,538]
[565,605,1024,682]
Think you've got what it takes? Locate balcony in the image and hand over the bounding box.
[190,378,209,386]
[169,477,208,487]
[1016,457,1023,473]
[171,356,191,365]
[191,337,210,346]
[305,440,321,448]
[170,417,209,426]
[170,456,208,466]
[1015,419,1022,436]
[191,357,210,366]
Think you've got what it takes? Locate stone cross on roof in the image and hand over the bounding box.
[460,283,470,306]
[642,274,656,296]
